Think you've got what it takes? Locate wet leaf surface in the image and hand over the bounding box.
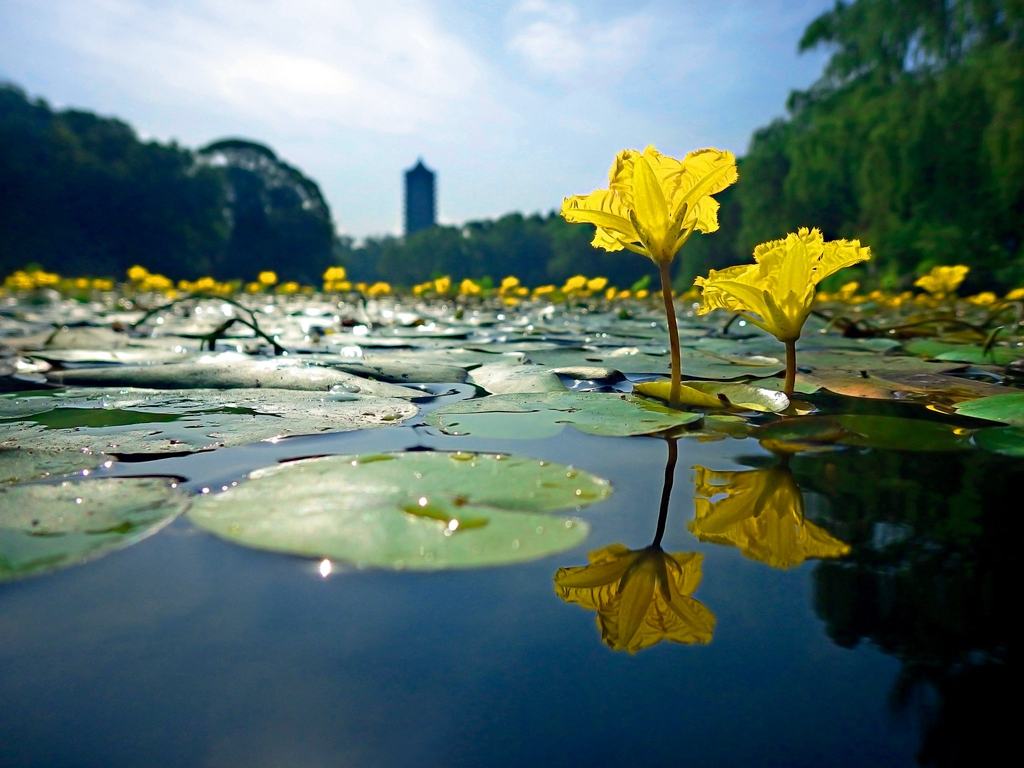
[189,451,609,570]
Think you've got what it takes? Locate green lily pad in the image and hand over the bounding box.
[427,392,703,439]
[0,387,417,455]
[44,352,422,397]
[469,363,566,394]
[0,447,111,485]
[903,339,1021,366]
[634,380,789,412]
[953,393,1024,426]
[188,451,610,570]
[757,415,970,453]
[1,477,187,581]
[973,426,1024,456]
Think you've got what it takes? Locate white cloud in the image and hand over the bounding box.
[505,0,653,83]
[33,0,488,135]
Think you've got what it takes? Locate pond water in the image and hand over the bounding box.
[1,383,1013,767]
[0,295,1017,766]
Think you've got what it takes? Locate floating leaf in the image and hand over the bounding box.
[0,447,110,485]
[973,426,1024,457]
[0,477,186,581]
[758,415,970,452]
[189,451,611,570]
[0,387,417,455]
[903,339,1020,366]
[45,352,422,397]
[427,391,702,439]
[954,393,1024,426]
[469,363,566,394]
[634,380,789,412]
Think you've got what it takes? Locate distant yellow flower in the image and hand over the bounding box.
[91,278,113,291]
[586,276,608,292]
[499,276,520,294]
[837,281,860,300]
[323,266,347,282]
[277,281,300,295]
[258,270,278,287]
[562,146,737,265]
[127,265,149,282]
[690,465,850,569]
[914,265,968,297]
[554,544,715,653]
[1006,287,1024,301]
[366,281,392,297]
[635,288,649,299]
[604,286,617,301]
[695,228,870,343]
[562,274,587,293]
[244,281,262,293]
[967,291,997,306]
[433,276,452,295]
[459,278,482,296]
[533,284,556,298]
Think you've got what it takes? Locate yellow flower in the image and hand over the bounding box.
[604,286,617,301]
[914,265,968,297]
[433,276,452,295]
[586,276,608,292]
[258,270,278,287]
[562,274,587,293]
[366,281,392,297]
[1006,287,1024,300]
[323,266,347,282]
[555,544,715,653]
[276,280,300,295]
[459,278,482,296]
[91,278,113,291]
[690,465,850,570]
[695,228,870,343]
[499,276,520,294]
[127,265,149,282]
[562,145,737,264]
[532,284,556,298]
[244,281,262,293]
[967,291,997,306]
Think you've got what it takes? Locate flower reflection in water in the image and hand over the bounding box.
[690,461,850,569]
[554,440,716,653]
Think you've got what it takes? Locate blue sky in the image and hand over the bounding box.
[0,0,832,238]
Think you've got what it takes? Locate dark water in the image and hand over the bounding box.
[0,387,1014,767]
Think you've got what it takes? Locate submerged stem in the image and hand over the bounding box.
[658,262,682,407]
[784,339,797,397]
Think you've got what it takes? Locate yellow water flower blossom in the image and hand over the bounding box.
[562,146,737,265]
[915,265,968,297]
[258,271,278,287]
[586,276,608,292]
[366,281,392,297]
[690,465,850,569]
[499,276,520,295]
[127,265,149,282]
[562,274,587,293]
[967,291,997,306]
[1006,287,1024,300]
[533,284,556,298]
[433,276,452,295]
[459,278,482,296]
[554,544,715,653]
[562,146,738,407]
[695,227,870,395]
[323,266,347,282]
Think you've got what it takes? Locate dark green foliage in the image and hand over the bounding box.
[0,85,336,280]
[735,0,1024,290]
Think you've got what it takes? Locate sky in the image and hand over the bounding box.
[0,0,833,239]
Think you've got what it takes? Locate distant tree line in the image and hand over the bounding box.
[724,0,1024,291]
[3,0,1022,289]
[0,84,335,283]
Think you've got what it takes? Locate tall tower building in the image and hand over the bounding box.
[404,158,436,236]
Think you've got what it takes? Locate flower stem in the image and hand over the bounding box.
[784,339,797,397]
[658,262,682,407]
[652,437,678,549]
